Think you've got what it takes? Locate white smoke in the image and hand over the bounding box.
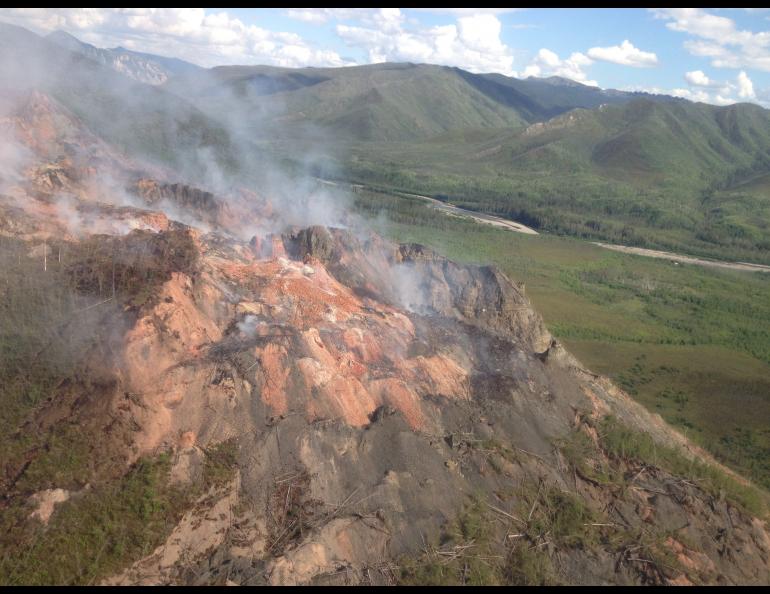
[237,314,263,337]
[0,22,427,316]
[0,124,33,192]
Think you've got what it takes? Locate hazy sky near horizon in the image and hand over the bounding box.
[1,8,769,106]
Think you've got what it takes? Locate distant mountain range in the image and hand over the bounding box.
[38,26,685,142]
[46,30,202,85]
[162,62,686,142]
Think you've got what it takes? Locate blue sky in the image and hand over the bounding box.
[1,8,768,106]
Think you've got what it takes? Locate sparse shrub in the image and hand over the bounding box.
[505,543,556,586]
[66,228,198,309]
[556,429,616,486]
[598,416,767,518]
[518,482,599,549]
[398,484,598,586]
[202,438,239,488]
[398,495,505,586]
[0,453,190,586]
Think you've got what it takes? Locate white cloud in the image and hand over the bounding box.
[638,69,762,106]
[522,40,660,87]
[684,70,721,88]
[587,40,658,67]
[655,8,741,42]
[284,8,373,24]
[335,9,516,75]
[680,69,763,104]
[408,8,523,16]
[0,7,351,68]
[626,85,734,106]
[712,94,736,106]
[522,48,597,86]
[653,8,770,72]
[737,70,756,99]
[671,87,711,103]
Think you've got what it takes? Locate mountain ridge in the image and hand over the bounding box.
[45,29,203,85]
[162,60,692,143]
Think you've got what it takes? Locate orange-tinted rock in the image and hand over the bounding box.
[400,354,470,399]
[255,343,290,417]
[369,378,424,430]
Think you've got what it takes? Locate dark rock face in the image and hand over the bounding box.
[393,243,553,354]
[132,179,222,218]
[291,224,336,262]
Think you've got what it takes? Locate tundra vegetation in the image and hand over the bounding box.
[398,414,767,586]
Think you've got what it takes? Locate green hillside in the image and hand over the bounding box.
[163,62,671,143]
[7,23,767,263]
[325,99,770,263]
[167,63,531,141]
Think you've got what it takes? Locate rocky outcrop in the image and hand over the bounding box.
[132,179,221,217]
[27,488,70,524]
[288,227,552,354]
[93,221,769,586]
[393,242,553,354]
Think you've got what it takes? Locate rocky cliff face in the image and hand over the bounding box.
[45,30,195,86]
[1,91,769,586]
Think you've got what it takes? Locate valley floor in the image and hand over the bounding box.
[591,242,770,274]
[329,177,768,271]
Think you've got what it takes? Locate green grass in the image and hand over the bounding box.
[397,484,599,586]
[0,439,239,586]
[400,420,747,586]
[397,494,558,586]
[597,416,767,518]
[0,230,201,493]
[518,483,598,549]
[202,438,239,488]
[554,416,766,584]
[566,342,770,490]
[0,231,216,584]
[354,188,770,493]
[0,454,187,586]
[558,414,768,519]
